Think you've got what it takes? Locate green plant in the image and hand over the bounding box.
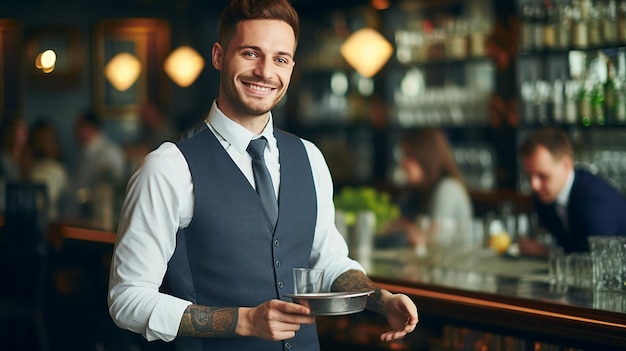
[334,186,400,231]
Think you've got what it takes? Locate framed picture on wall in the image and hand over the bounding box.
[94,19,170,120]
[25,26,82,89]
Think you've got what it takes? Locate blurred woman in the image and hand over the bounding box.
[26,118,69,220]
[391,128,474,250]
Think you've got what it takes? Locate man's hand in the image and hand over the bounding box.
[379,293,418,341]
[331,270,419,341]
[517,237,549,257]
[236,299,315,340]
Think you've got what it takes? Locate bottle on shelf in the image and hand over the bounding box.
[521,2,536,52]
[618,0,626,43]
[532,1,546,50]
[613,78,626,124]
[552,78,565,124]
[556,2,573,49]
[572,0,589,48]
[445,17,469,60]
[602,0,619,45]
[591,77,606,125]
[587,2,602,47]
[577,74,594,126]
[616,47,626,123]
[564,79,581,124]
[604,60,618,124]
[543,0,556,49]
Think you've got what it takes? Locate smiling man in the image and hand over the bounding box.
[519,128,626,254]
[107,1,418,351]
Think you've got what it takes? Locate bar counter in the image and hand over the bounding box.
[364,248,626,350]
[48,223,626,350]
[48,220,116,249]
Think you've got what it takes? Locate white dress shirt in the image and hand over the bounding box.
[108,101,364,342]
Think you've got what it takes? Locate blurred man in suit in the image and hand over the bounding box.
[519,128,626,255]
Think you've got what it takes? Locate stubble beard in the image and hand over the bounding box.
[225,74,285,118]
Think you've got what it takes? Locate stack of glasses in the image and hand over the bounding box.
[548,236,626,291]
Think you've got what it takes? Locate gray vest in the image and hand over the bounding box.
[164,123,319,351]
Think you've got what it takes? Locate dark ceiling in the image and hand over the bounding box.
[0,0,372,17]
[203,0,371,13]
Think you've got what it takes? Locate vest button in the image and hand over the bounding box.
[278,281,284,289]
[274,239,280,247]
[275,260,281,267]
[284,341,291,349]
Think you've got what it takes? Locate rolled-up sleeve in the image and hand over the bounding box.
[108,143,193,341]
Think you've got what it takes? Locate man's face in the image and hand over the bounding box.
[74,119,92,147]
[212,19,296,122]
[522,146,572,203]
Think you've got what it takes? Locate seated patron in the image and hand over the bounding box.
[73,111,126,189]
[70,110,126,221]
[519,128,626,255]
[383,128,474,250]
[26,118,70,221]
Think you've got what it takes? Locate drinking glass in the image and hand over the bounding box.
[619,256,626,291]
[548,247,565,285]
[293,268,324,295]
[593,253,621,290]
[565,252,594,288]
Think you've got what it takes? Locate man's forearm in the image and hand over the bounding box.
[331,269,387,314]
[177,305,238,337]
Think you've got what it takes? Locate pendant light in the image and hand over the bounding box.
[340,27,393,78]
[163,45,205,87]
[164,0,205,88]
[35,49,56,73]
[105,52,141,91]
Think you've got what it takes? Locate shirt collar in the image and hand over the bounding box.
[206,100,275,154]
[556,169,575,207]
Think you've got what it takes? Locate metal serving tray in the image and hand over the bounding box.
[285,290,374,316]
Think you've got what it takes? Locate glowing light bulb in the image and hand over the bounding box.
[340,28,393,78]
[105,52,142,91]
[35,49,57,73]
[164,46,205,87]
[40,50,56,69]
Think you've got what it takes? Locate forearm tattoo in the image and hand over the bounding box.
[178,305,238,337]
[331,269,385,314]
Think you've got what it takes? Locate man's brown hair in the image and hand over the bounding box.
[218,0,300,49]
[519,128,573,160]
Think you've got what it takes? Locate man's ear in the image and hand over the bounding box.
[212,42,223,70]
[561,155,574,170]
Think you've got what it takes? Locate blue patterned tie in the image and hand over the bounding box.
[247,137,278,228]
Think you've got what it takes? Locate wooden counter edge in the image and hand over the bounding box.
[49,222,116,248]
[372,277,626,349]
